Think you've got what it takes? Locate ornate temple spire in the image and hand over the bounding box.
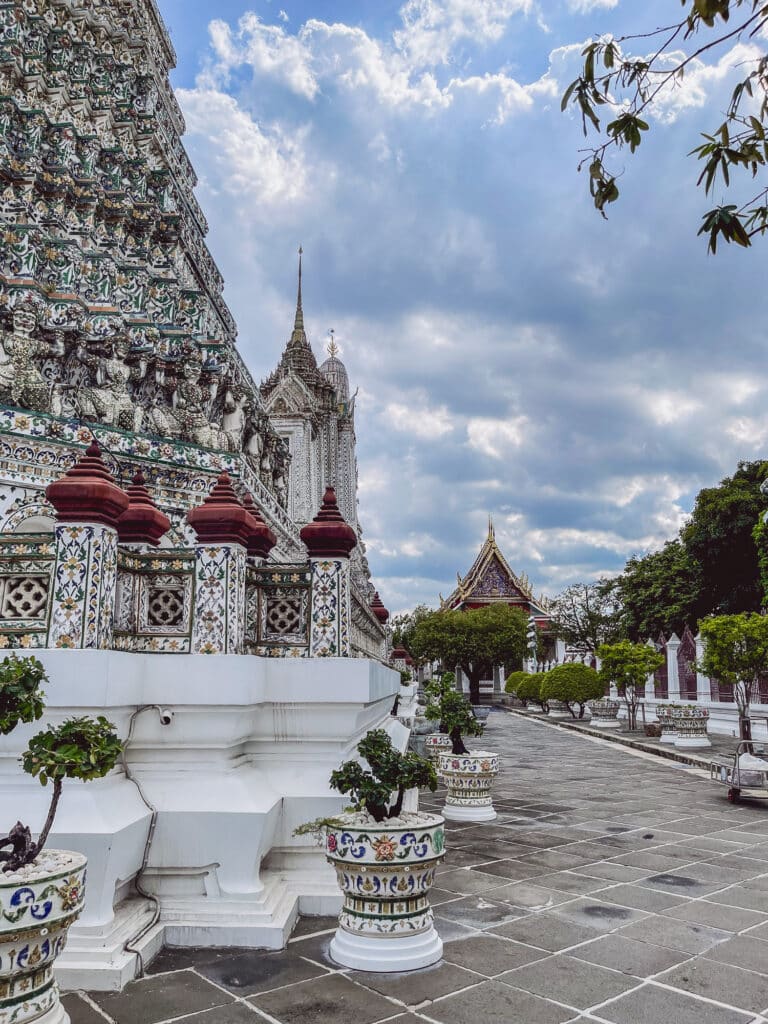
[288,243,307,348]
[293,246,304,337]
[488,515,495,542]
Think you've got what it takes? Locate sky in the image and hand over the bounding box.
[156,0,768,614]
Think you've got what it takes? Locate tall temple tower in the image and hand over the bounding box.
[260,253,359,533]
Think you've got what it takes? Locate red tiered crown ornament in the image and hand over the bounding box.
[242,493,277,560]
[187,472,259,547]
[46,440,130,528]
[371,592,389,624]
[117,470,171,546]
[300,486,357,558]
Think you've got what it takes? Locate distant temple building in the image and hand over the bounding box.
[442,519,551,628]
[442,520,554,694]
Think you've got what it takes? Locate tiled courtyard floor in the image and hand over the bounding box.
[65,711,768,1024]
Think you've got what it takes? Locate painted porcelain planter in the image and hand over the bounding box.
[588,699,621,729]
[438,750,500,822]
[470,706,490,724]
[656,704,678,745]
[324,813,445,972]
[425,733,451,770]
[671,706,711,749]
[547,700,571,720]
[0,850,87,1024]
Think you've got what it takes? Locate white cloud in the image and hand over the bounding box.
[394,0,533,66]
[177,88,313,206]
[466,416,529,457]
[208,14,318,99]
[385,399,455,439]
[567,0,618,12]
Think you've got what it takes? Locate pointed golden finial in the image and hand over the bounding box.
[293,246,304,333]
[327,328,338,358]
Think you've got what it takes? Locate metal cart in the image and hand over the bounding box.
[710,741,768,803]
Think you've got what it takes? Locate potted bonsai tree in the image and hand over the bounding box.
[425,683,499,822]
[540,663,605,720]
[421,674,453,768]
[0,654,122,1024]
[597,640,663,731]
[296,729,444,973]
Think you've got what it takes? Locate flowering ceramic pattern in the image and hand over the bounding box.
[0,851,86,1024]
[48,524,118,650]
[671,705,710,740]
[191,544,247,655]
[439,752,500,809]
[588,699,620,722]
[325,817,444,938]
[425,734,452,768]
[310,559,352,657]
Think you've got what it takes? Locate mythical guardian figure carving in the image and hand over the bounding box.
[0,306,63,412]
[74,334,147,431]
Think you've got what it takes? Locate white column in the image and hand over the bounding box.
[695,632,710,703]
[666,632,681,701]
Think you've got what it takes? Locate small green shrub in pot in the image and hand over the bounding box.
[0,654,122,1023]
[507,672,548,712]
[296,729,445,973]
[540,663,604,719]
[424,679,483,754]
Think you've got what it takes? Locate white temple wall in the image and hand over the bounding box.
[0,650,400,990]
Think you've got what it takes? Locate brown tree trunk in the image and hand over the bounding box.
[464,665,483,705]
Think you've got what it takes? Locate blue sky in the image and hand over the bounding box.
[156,0,768,614]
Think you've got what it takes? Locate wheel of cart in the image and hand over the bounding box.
[711,740,768,804]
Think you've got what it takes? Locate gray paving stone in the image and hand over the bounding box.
[529,871,610,895]
[196,949,330,994]
[435,895,525,930]
[498,953,636,1010]
[485,881,573,911]
[435,868,512,896]
[62,995,111,1024]
[568,934,689,977]
[663,899,766,933]
[92,971,233,1024]
[549,897,648,934]
[576,861,650,882]
[595,982,753,1024]
[474,859,547,880]
[708,886,768,913]
[422,980,576,1024]
[659,958,768,1014]
[164,1005,264,1023]
[619,914,732,954]
[350,962,483,1005]
[703,934,768,975]
[596,883,689,912]
[489,912,602,951]
[442,935,548,975]
[249,973,402,1024]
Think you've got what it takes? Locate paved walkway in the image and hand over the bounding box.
[65,711,768,1024]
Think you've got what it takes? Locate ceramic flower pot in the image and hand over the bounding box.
[671,706,711,749]
[438,750,500,822]
[656,704,678,745]
[324,813,445,972]
[470,706,490,723]
[588,699,621,728]
[546,700,571,720]
[424,733,451,770]
[0,849,87,1024]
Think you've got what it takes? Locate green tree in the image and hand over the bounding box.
[549,581,621,652]
[410,604,528,704]
[540,663,605,720]
[682,461,768,615]
[505,672,548,711]
[423,679,484,755]
[698,612,768,740]
[607,539,702,641]
[390,604,433,659]
[607,461,768,639]
[562,1,768,253]
[598,640,663,731]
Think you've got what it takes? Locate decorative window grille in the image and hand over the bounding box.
[0,576,49,620]
[261,588,308,644]
[139,574,191,633]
